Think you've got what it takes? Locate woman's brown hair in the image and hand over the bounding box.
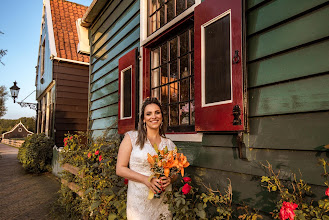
[136,97,166,149]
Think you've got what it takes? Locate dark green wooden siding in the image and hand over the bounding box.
[89,0,140,138]
[175,0,329,213]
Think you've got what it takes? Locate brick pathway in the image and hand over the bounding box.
[0,143,60,220]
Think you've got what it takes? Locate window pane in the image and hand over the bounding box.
[152,88,160,100]
[187,0,195,8]
[151,48,160,68]
[161,85,169,104]
[149,14,157,34]
[163,105,169,126]
[170,104,178,126]
[170,37,177,60]
[190,52,194,75]
[161,43,167,65]
[177,0,185,15]
[123,68,132,118]
[167,0,175,22]
[149,0,159,14]
[180,55,189,78]
[204,14,231,104]
[159,6,165,28]
[190,101,195,124]
[190,28,194,50]
[179,102,189,125]
[151,68,160,88]
[170,61,178,82]
[180,31,189,56]
[190,76,194,99]
[161,65,168,84]
[180,79,189,102]
[170,82,178,103]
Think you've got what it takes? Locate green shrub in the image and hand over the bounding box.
[18,133,54,173]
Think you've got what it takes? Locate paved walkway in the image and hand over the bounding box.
[0,143,60,220]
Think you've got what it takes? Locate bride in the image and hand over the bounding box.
[116,97,176,220]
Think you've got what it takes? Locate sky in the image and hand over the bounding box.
[0,0,93,119]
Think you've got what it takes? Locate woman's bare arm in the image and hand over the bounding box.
[116,134,162,194]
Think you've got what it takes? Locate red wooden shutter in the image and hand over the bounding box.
[118,48,138,134]
[194,0,244,131]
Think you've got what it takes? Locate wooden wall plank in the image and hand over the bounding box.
[56,97,87,106]
[91,28,140,73]
[247,0,268,10]
[202,134,234,147]
[176,143,328,186]
[55,111,87,119]
[248,5,329,61]
[91,58,118,82]
[57,91,88,99]
[54,73,89,83]
[56,85,88,94]
[245,111,329,151]
[56,79,88,88]
[91,129,117,139]
[249,74,329,117]
[91,0,136,44]
[90,92,118,111]
[247,0,328,35]
[90,116,118,130]
[90,80,118,102]
[91,69,118,92]
[90,104,118,120]
[92,10,140,62]
[248,39,329,87]
[53,64,89,76]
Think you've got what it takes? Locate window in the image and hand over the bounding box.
[150,26,194,132]
[120,66,132,119]
[148,0,195,35]
[41,39,45,77]
[18,128,22,132]
[118,48,138,134]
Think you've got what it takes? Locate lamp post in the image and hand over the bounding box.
[10,81,37,111]
[9,81,20,103]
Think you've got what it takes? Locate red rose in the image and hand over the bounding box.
[183,177,191,183]
[69,136,73,140]
[182,183,191,195]
[279,201,298,220]
[87,152,92,158]
[95,150,99,155]
[98,155,102,161]
[124,179,129,185]
[326,188,329,197]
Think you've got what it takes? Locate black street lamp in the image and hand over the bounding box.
[10,81,37,111]
[10,81,20,103]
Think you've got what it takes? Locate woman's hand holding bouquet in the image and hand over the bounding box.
[147,144,190,199]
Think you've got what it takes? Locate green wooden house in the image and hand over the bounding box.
[79,0,329,215]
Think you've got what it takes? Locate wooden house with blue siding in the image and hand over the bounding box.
[35,0,89,147]
[80,0,329,214]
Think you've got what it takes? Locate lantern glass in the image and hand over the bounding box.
[10,81,20,99]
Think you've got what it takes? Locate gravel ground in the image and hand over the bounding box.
[0,143,60,220]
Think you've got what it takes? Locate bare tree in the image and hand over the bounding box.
[0,31,7,65]
[0,85,8,118]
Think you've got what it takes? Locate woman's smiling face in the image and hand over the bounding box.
[143,103,162,130]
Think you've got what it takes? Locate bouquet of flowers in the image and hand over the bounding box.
[147,144,190,199]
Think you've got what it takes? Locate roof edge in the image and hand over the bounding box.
[45,0,57,57]
[81,0,110,27]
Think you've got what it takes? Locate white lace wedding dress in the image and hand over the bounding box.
[126,130,175,220]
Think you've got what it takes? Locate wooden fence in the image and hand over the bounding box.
[1,139,25,148]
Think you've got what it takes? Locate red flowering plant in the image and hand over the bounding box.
[59,130,128,219]
[163,176,207,219]
[261,160,329,219]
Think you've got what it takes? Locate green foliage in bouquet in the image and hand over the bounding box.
[58,131,128,220]
[17,133,54,173]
